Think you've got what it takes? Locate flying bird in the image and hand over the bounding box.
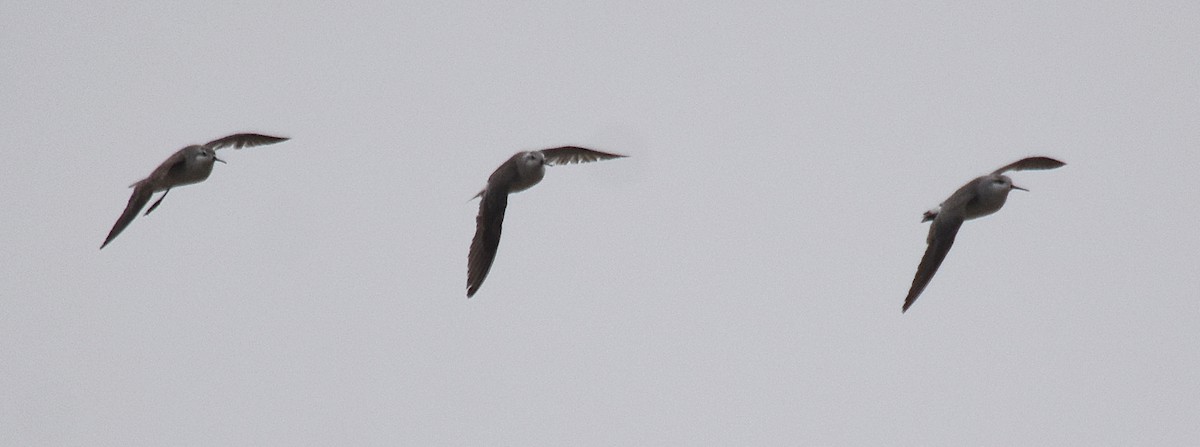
[100,133,290,249]
[903,156,1066,313]
[467,146,626,297]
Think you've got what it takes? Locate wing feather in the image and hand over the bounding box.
[204,133,290,151]
[991,156,1066,175]
[467,189,509,297]
[101,185,155,249]
[903,215,965,312]
[540,146,626,166]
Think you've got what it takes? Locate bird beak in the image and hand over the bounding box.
[1012,184,1028,192]
[214,156,226,164]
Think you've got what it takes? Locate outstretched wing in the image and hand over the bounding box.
[903,214,965,313]
[540,146,626,166]
[204,133,290,151]
[467,189,509,297]
[991,157,1066,175]
[101,184,155,249]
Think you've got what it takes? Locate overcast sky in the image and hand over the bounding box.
[3,1,1198,445]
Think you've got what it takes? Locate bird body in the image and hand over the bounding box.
[100,133,289,249]
[903,157,1065,312]
[474,151,548,200]
[134,145,221,191]
[467,146,626,297]
[922,174,1019,223]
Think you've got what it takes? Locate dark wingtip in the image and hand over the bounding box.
[1042,157,1067,168]
[903,289,922,313]
[100,233,117,249]
[100,233,116,249]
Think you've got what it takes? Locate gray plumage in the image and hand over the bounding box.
[903,156,1065,312]
[467,146,626,297]
[100,133,289,249]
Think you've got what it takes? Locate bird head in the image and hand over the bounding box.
[187,145,224,165]
[521,151,546,167]
[990,175,1026,192]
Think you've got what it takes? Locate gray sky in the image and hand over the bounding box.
[3,1,1198,445]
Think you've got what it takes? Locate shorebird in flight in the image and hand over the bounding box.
[467,146,626,297]
[903,156,1066,312]
[100,133,290,249]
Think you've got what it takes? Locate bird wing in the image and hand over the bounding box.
[540,146,626,166]
[485,154,524,187]
[903,213,965,312]
[941,175,989,214]
[467,188,509,297]
[204,133,290,150]
[991,156,1066,175]
[131,149,190,187]
[101,184,155,249]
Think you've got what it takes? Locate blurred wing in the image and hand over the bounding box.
[205,133,290,151]
[101,184,154,249]
[467,189,509,297]
[903,214,964,313]
[991,157,1066,175]
[540,146,626,166]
